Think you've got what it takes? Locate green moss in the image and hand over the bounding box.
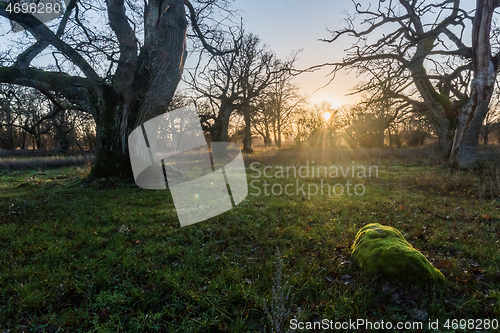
[351,223,445,285]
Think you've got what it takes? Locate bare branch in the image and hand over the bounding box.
[14,0,78,69]
[0,2,103,97]
[185,0,238,56]
[105,0,139,93]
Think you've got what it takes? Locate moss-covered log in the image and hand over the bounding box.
[351,223,445,285]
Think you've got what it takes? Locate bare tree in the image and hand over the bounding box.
[0,0,236,178]
[310,0,500,168]
[0,87,19,150]
[292,102,335,146]
[0,83,96,150]
[186,29,244,142]
[342,98,404,148]
[263,58,303,147]
[0,85,55,149]
[293,104,323,145]
[235,37,281,152]
[187,33,277,152]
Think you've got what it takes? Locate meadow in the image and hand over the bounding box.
[1,145,499,332]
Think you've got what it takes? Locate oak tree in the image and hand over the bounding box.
[314,0,500,168]
[0,0,234,178]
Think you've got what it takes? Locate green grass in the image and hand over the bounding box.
[1,145,499,332]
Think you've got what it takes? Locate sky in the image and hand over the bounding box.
[222,0,476,108]
[226,0,373,107]
[1,0,477,108]
[0,0,359,109]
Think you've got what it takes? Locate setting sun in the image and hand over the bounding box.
[323,112,331,121]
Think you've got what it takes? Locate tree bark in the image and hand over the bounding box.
[408,58,456,157]
[264,117,272,147]
[90,0,188,178]
[212,100,235,142]
[90,85,133,178]
[276,113,282,147]
[242,103,253,153]
[449,0,497,169]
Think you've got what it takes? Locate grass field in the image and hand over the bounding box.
[1,145,499,332]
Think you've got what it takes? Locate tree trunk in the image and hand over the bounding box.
[264,116,272,147]
[5,106,15,150]
[21,130,26,149]
[276,116,282,147]
[409,40,457,158]
[242,104,253,153]
[482,126,489,145]
[213,101,234,142]
[435,119,455,157]
[449,0,496,169]
[377,130,384,147]
[272,118,277,145]
[89,0,188,179]
[36,132,42,150]
[450,101,491,168]
[90,88,133,178]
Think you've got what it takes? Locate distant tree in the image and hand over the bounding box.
[77,117,97,150]
[0,85,54,149]
[251,99,274,146]
[187,32,292,153]
[50,108,95,151]
[187,30,244,143]
[480,87,500,145]
[399,113,434,147]
[340,98,403,148]
[263,58,303,147]
[293,102,337,146]
[0,87,19,150]
[480,109,497,145]
[187,33,275,150]
[293,105,323,145]
[342,104,384,148]
[232,35,277,153]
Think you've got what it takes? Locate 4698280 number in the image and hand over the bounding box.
[443,319,499,330]
[6,2,62,15]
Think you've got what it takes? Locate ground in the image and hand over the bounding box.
[0,145,499,332]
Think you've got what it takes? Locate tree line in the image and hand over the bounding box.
[0,84,95,151]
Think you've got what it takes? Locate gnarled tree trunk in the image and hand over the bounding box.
[449,0,497,169]
[89,0,188,179]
